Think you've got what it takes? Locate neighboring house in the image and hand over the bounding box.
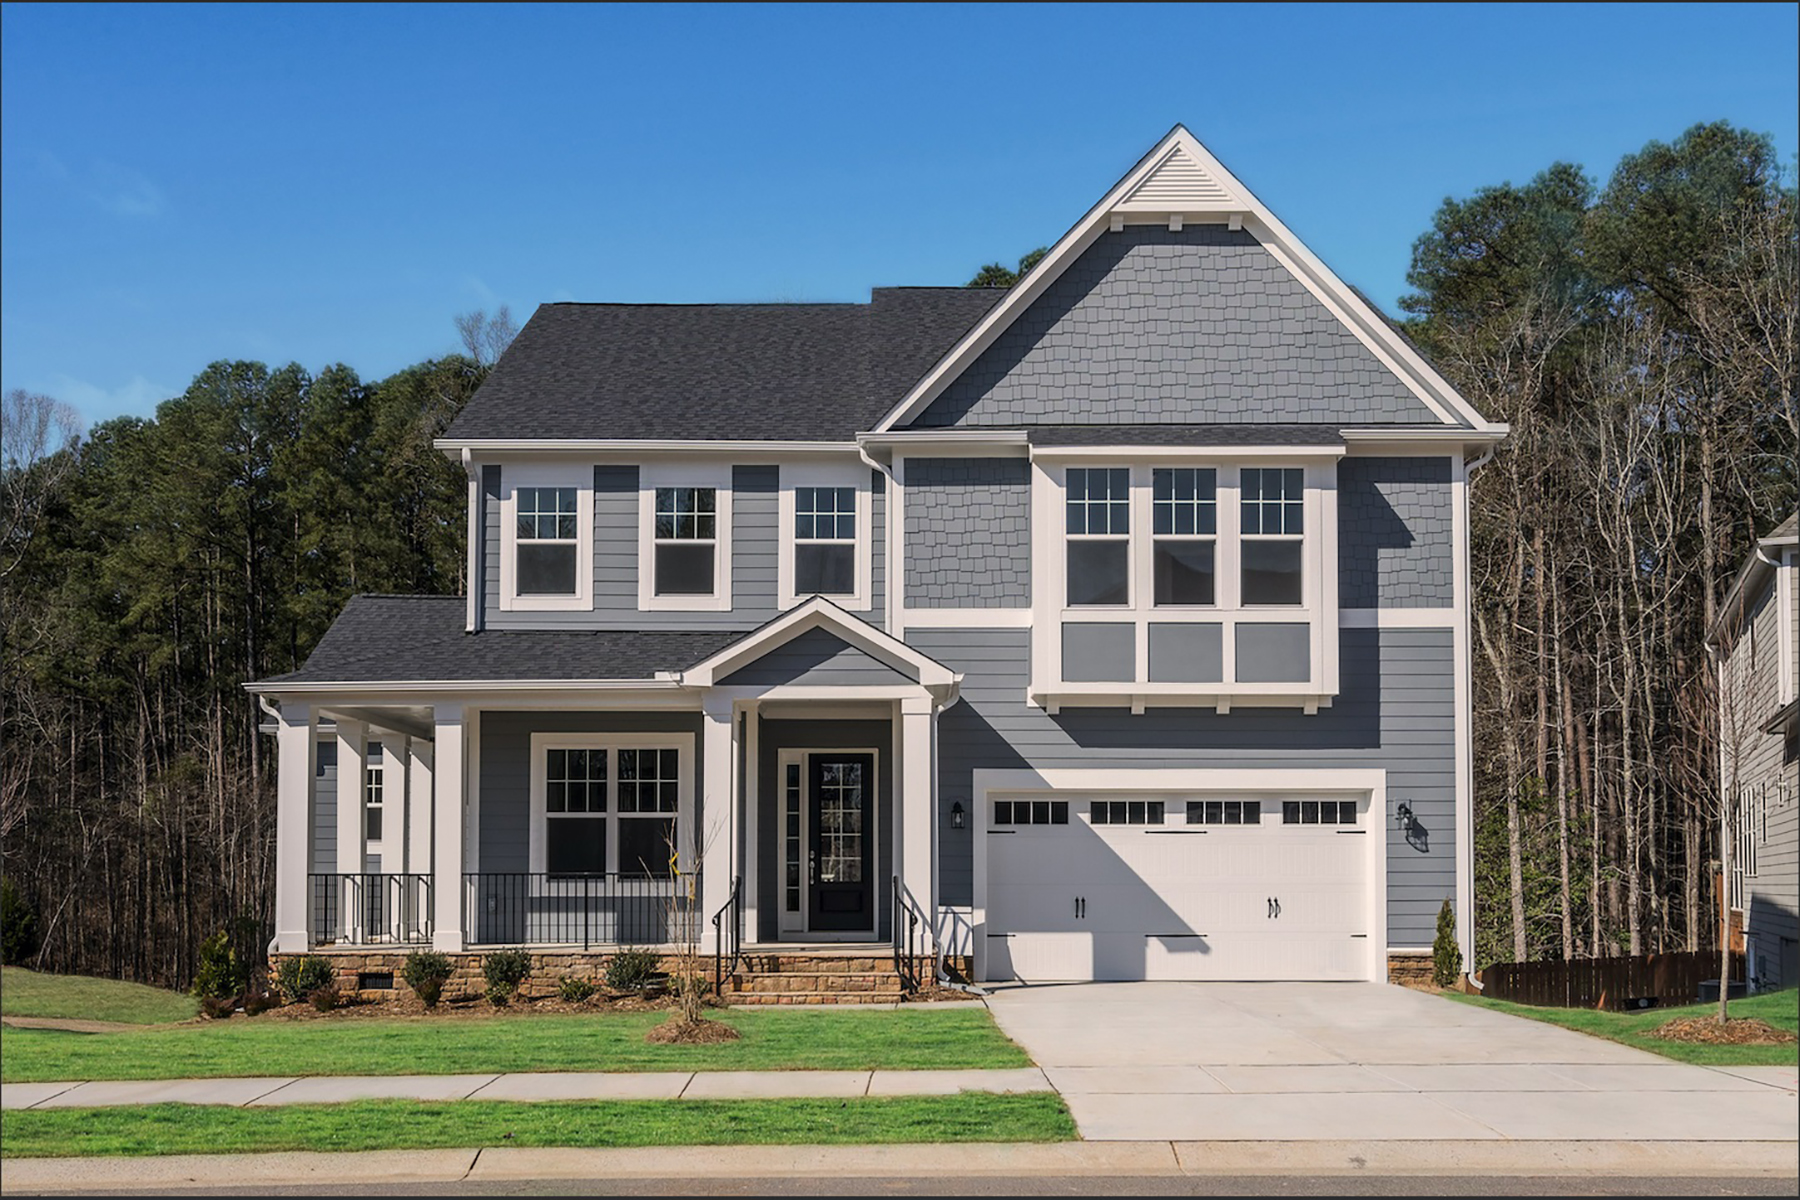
[1708,513,1799,991]
[250,126,1508,992]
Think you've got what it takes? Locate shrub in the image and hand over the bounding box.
[0,876,41,966]
[604,947,660,992]
[308,984,341,1013]
[401,950,454,1009]
[192,930,247,1000]
[482,949,532,1005]
[1432,898,1463,989]
[558,975,597,1003]
[200,995,234,1019]
[275,955,334,1003]
[242,984,280,1016]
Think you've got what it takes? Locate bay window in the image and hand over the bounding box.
[1153,467,1216,606]
[1065,467,1130,606]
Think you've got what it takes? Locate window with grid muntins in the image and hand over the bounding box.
[546,749,608,875]
[516,487,580,595]
[784,763,802,913]
[653,487,717,596]
[1091,800,1165,825]
[618,748,679,878]
[1282,799,1356,825]
[1240,468,1304,535]
[364,741,385,842]
[1153,467,1217,606]
[1066,467,1130,607]
[1240,467,1304,606]
[1186,799,1260,825]
[794,486,856,596]
[993,799,1069,825]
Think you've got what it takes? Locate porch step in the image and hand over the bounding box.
[728,970,905,997]
[735,953,895,974]
[728,991,903,1005]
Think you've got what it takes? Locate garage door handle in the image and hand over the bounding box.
[1273,897,1281,919]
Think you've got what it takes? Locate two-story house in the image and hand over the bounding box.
[251,126,1508,997]
[1708,513,1799,991]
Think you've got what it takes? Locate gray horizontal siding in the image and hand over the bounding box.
[903,458,1031,608]
[311,749,337,874]
[1339,457,1454,608]
[907,627,1457,947]
[481,462,885,633]
[911,225,1438,428]
[477,711,706,875]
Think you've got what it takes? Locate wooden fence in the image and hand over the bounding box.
[1479,950,1746,1011]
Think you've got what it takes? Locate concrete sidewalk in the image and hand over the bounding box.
[0,1067,1051,1111]
[2,1140,1797,1194]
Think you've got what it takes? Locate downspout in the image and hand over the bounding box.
[1460,439,1499,991]
[857,440,899,635]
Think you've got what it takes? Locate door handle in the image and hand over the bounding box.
[809,850,817,885]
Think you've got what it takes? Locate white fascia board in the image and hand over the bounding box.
[1029,444,1346,462]
[873,126,1505,438]
[679,596,958,689]
[1341,427,1511,456]
[245,680,690,699]
[856,431,1031,460]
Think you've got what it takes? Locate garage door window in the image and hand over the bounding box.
[1090,800,1165,825]
[1187,799,1260,825]
[994,800,1069,825]
[1283,799,1356,825]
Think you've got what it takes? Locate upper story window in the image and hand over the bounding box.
[794,487,856,596]
[639,467,733,612]
[516,487,580,595]
[1240,468,1303,606]
[654,487,718,596]
[499,472,594,613]
[779,466,871,610]
[1153,468,1216,606]
[1066,467,1130,607]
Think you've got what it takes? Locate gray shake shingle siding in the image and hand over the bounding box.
[445,289,1002,443]
[1339,457,1455,608]
[910,226,1442,429]
[902,458,1031,608]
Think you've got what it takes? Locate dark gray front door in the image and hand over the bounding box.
[808,754,873,932]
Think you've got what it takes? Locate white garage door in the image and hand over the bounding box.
[984,795,1373,982]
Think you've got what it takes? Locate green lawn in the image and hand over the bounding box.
[1446,987,1798,1066]
[0,967,198,1026]
[0,1007,1030,1083]
[0,1093,1075,1158]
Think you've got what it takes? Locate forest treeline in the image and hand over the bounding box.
[2,125,1795,987]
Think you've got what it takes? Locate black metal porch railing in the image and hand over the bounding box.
[891,875,926,996]
[712,875,743,996]
[308,873,433,947]
[463,873,698,948]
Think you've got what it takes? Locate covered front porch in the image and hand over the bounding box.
[256,599,958,989]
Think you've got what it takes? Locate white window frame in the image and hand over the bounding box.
[1063,465,1134,610]
[778,464,872,610]
[498,466,594,612]
[363,739,388,852]
[1031,454,1339,703]
[638,464,734,612]
[528,733,697,880]
[1238,466,1307,610]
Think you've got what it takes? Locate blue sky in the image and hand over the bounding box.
[3,3,1795,427]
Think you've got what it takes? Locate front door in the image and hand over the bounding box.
[808,754,874,932]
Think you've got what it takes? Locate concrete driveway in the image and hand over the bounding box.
[985,982,1799,1142]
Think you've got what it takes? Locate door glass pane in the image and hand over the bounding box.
[817,761,864,884]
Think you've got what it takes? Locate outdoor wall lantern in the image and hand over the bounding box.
[1395,801,1414,830]
[950,801,966,831]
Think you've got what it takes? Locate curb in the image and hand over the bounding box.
[2,1140,1797,1192]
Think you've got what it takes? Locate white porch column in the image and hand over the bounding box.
[431,703,466,951]
[742,705,760,944]
[899,696,936,946]
[407,739,434,877]
[272,702,316,954]
[699,700,736,952]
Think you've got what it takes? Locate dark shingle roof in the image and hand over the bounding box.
[257,596,739,686]
[445,288,1005,442]
[1025,424,1346,446]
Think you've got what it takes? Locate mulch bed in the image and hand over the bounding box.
[645,1015,740,1044]
[249,990,687,1022]
[1650,1016,1797,1046]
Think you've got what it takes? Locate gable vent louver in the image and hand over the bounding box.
[1117,145,1236,210]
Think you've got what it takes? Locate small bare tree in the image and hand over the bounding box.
[653,820,736,1040]
[453,306,520,368]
